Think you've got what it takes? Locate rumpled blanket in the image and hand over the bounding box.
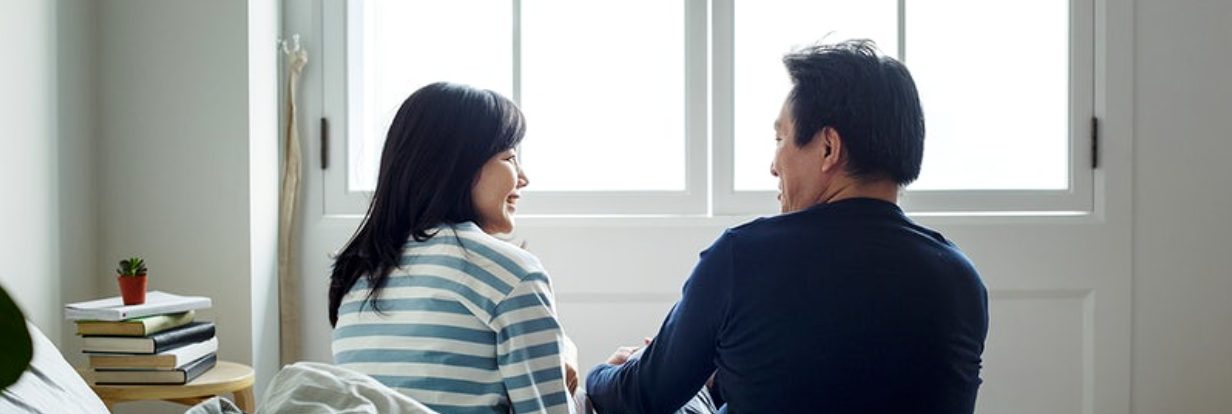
[253,362,437,414]
[246,361,713,414]
[185,396,243,414]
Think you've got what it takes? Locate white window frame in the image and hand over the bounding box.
[313,0,1096,217]
[321,0,709,216]
[712,0,1096,215]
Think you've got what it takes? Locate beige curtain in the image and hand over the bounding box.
[279,46,308,365]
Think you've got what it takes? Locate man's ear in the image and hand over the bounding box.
[819,127,844,173]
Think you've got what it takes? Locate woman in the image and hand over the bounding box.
[329,82,576,414]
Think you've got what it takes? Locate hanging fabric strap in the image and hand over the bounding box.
[279,44,308,365]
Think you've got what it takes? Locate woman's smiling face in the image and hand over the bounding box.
[472,148,529,234]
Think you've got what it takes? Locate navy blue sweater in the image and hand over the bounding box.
[586,198,988,413]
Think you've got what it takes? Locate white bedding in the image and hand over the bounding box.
[255,362,438,414]
[0,322,109,414]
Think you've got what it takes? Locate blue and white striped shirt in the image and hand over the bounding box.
[333,222,575,414]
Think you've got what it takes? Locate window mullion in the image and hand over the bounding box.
[710,0,736,215]
[685,0,711,215]
[897,0,907,63]
[512,0,522,105]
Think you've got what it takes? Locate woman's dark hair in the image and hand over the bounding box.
[328,82,526,326]
[782,39,925,185]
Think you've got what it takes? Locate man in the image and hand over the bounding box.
[585,40,989,413]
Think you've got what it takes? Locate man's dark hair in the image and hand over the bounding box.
[328,82,526,326]
[783,39,925,185]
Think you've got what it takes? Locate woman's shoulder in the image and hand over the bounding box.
[425,222,547,280]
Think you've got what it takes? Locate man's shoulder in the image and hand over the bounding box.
[724,211,818,241]
[727,214,790,236]
[720,205,962,254]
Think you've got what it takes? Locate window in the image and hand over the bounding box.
[346,1,514,193]
[520,0,687,193]
[321,0,1093,216]
[731,0,899,192]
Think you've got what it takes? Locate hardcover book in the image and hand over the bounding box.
[82,322,215,354]
[92,354,217,385]
[65,291,211,322]
[75,310,195,337]
[88,337,217,370]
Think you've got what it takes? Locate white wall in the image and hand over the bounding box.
[97,0,250,369]
[0,0,59,340]
[56,0,100,367]
[0,0,99,366]
[248,0,282,395]
[0,2,283,412]
[94,1,280,411]
[1131,0,1232,412]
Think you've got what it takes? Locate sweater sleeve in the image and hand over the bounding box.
[585,231,735,413]
[491,272,577,414]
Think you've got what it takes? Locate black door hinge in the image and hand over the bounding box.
[1091,116,1099,169]
[321,117,330,170]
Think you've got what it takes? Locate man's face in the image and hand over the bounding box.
[771,99,833,213]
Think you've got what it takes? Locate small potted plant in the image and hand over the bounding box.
[116,257,148,305]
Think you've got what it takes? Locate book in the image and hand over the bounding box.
[75,310,195,337]
[88,337,217,370]
[65,291,211,321]
[82,322,215,354]
[92,353,217,385]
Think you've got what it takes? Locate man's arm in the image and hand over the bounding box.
[586,231,735,413]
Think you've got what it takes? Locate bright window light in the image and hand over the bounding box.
[348,1,513,192]
[905,0,1069,190]
[520,0,686,191]
[342,0,1075,208]
[733,0,899,191]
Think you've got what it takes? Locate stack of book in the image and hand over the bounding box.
[65,291,216,385]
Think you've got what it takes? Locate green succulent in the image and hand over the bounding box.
[116,257,148,277]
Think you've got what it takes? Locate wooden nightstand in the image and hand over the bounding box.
[81,361,255,412]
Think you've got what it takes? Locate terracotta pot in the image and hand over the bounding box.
[117,275,148,305]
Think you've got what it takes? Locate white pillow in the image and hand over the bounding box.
[0,322,109,414]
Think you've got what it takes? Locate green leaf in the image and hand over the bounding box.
[117,256,148,276]
[0,284,33,391]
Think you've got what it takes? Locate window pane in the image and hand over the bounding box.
[348,0,513,192]
[521,0,685,191]
[733,0,899,191]
[906,0,1069,190]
